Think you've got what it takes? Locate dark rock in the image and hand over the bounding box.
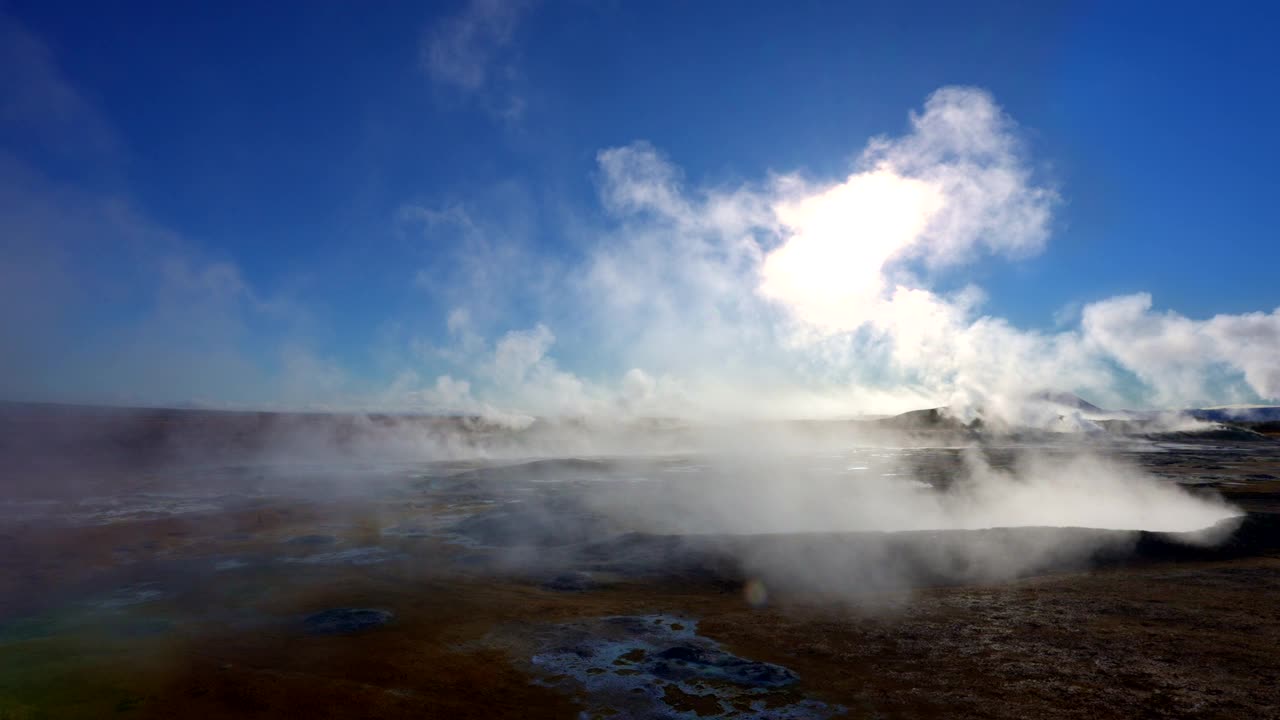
[657,645,711,663]
[303,608,393,635]
[285,534,337,546]
[450,509,616,548]
[651,642,798,687]
[542,571,594,592]
[113,618,173,638]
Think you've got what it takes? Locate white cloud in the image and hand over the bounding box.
[1082,294,1280,406]
[867,86,1055,266]
[422,0,533,121]
[490,323,554,385]
[13,44,1271,419]
[760,169,943,332]
[759,87,1055,334]
[407,374,475,411]
[400,86,1277,420]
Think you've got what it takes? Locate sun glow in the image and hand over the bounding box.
[759,168,944,332]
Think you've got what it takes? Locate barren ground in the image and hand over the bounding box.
[1,412,1278,719]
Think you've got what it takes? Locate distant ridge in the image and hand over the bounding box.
[1187,406,1280,424]
[1029,390,1105,414]
[870,392,1280,442]
[2,398,1278,456]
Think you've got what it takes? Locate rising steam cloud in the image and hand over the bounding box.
[417,86,1279,421]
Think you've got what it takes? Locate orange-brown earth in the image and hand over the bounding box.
[2,406,1279,719]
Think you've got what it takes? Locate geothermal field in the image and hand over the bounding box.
[2,402,1278,719]
[7,1,1280,717]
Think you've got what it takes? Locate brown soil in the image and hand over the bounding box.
[2,407,1279,718]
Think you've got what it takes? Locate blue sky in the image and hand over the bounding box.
[2,1,1278,415]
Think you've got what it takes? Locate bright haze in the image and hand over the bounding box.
[2,1,1277,421]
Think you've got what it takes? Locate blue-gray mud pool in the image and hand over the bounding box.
[525,614,841,718]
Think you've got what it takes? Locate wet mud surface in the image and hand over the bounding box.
[519,614,839,718]
[2,437,1279,718]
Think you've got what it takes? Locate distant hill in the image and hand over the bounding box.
[1187,406,1280,424]
[2,397,1276,471]
[867,393,1280,442]
[875,407,971,432]
[1029,391,1104,414]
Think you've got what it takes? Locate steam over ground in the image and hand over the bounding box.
[0,81,1261,598]
[597,446,1236,537]
[6,399,1241,605]
[394,87,1257,586]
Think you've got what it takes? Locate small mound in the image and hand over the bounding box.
[303,608,394,635]
[541,571,595,592]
